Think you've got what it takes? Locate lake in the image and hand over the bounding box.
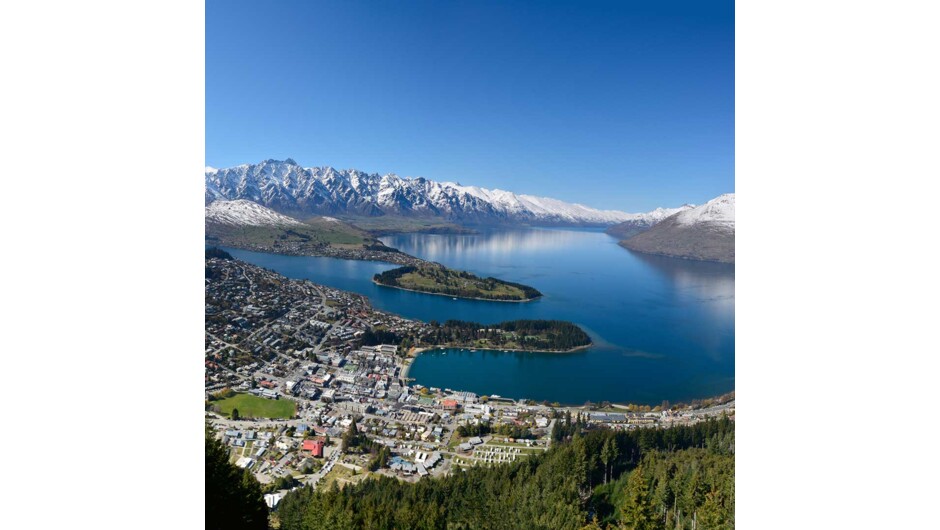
[221,227,734,405]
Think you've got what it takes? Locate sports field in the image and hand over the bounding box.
[214,393,295,419]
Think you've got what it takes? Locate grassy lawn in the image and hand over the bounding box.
[214,393,296,419]
[320,464,370,490]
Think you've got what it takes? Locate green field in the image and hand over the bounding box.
[214,393,296,419]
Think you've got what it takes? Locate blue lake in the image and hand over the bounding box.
[221,227,734,405]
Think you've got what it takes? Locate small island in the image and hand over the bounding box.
[426,319,591,352]
[373,264,542,302]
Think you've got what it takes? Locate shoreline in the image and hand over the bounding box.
[400,344,733,409]
[372,279,542,303]
[400,343,591,382]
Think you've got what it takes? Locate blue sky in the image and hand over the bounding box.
[207,0,733,212]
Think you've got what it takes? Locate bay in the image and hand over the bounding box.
[221,227,734,405]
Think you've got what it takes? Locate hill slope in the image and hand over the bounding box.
[619,194,735,263]
[205,200,423,265]
[604,204,696,239]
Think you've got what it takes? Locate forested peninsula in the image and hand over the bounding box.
[373,264,542,302]
[428,319,591,352]
[361,319,592,353]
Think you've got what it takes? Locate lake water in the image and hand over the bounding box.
[221,227,734,405]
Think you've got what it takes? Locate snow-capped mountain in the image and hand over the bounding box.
[605,204,696,240]
[205,159,675,226]
[672,193,735,229]
[619,194,735,263]
[205,199,303,227]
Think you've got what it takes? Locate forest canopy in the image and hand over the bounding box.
[373,265,543,301]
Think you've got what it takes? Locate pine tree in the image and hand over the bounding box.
[620,464,659,530]
[601,436,619,484]
[205,434,268,530]
[697,489,728,530]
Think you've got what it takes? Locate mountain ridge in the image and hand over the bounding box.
[205,159,690,227]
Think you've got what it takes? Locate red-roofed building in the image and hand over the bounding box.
[302,438,325,457]
[442,399,459,411]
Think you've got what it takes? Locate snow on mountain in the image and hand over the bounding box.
[619,193,735,263]
[205,158,677,226]
[672,193,735,230]
[605,204,696,239]
[205,199,304,227]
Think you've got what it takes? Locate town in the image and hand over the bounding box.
[205,251,734,510]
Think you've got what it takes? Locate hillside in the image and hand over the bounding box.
[205,200,423,266]
[620,194,735,264]
[605,205,695,239]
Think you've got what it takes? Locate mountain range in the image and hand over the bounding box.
[617,193,735,263]
[205,159,687,227]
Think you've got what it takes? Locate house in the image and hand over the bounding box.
[302,438,325,457]
[263,492,285,509]
[441,399,459,411]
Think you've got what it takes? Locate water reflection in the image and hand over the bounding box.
[380,228,595,262]
[628,251,735,309]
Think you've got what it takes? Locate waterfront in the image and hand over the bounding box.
[222,227,734,404]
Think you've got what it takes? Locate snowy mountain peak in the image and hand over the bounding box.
[673,193,735,229]
[205,199,304,227]
[205,158,694,226]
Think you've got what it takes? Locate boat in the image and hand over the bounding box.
[452,297,457,300]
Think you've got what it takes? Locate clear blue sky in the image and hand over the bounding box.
[207,0,733,211]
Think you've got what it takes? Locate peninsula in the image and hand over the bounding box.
[373,264,543,302]
[426,319,591,352]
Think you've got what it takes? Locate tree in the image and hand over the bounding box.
[231,408,240,421]
[620,464,658,530]
[697,489,730,530]
[601,436,619,484]
[341,420,359,451]
[205,434,268,530]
